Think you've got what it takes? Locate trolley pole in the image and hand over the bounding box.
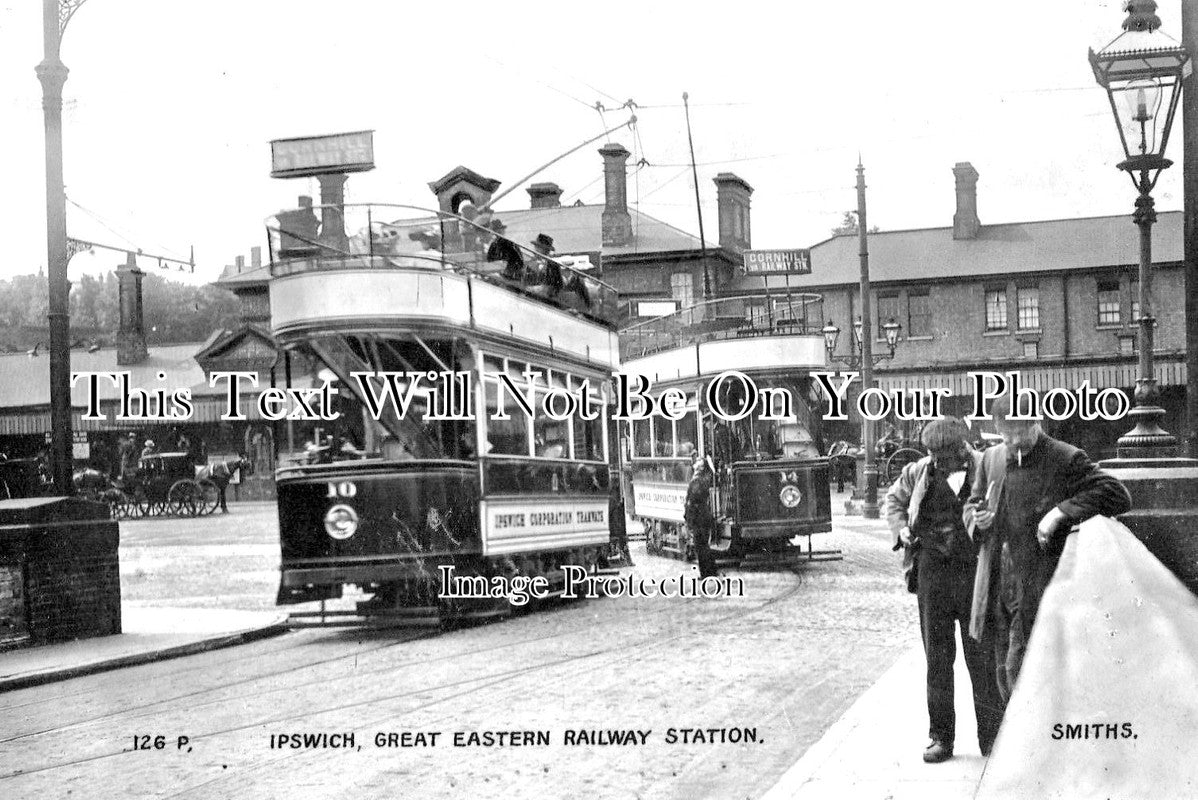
[856,160,879,519]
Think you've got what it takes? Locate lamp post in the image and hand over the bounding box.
[37,0,88,494]
[821,316,902,368]
[1090,0,1190,458]
[823,315,902,518]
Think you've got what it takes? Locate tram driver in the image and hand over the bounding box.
[685,454,719,580]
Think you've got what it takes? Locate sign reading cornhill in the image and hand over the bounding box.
[270,130,375,178]
[741,248,812,276]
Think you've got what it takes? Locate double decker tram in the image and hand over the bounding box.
[265,202,626,625]
[620,297,837,568]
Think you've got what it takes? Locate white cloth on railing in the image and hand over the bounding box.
[976,516,1198,799]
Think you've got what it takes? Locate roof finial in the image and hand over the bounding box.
[1122,0,1162,33]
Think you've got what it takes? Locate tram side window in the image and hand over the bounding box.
[676,411,698,458]
[534,414,569,458]
[572,409,605,462]
[655,417,676,458]
[485,381,530,456]
[633,418,652,458]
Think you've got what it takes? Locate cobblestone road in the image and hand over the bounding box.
[1,501,918,799]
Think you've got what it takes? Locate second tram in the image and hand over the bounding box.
[620,297,837,568]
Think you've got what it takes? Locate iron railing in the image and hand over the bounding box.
[619,293,825,359]
[264,203,620,327]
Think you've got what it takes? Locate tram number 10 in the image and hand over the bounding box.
[326,481,358,498]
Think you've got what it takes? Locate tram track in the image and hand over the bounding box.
[155,567,812,798]
[1,564,809,787]
[0,575,710,744]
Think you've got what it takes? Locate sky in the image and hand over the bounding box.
[0,0,1187,287]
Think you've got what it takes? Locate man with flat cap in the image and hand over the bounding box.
[964,393,1131,702]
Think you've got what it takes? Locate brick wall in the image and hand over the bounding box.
[814,262,1185,372]
[0,501,121,647]
[23,522,121,643]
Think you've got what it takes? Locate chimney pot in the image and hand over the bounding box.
[599,143,632,247]
[953,162,980,240]
[527,182,563,209]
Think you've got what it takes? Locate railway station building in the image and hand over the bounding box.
[751,162,1187,459]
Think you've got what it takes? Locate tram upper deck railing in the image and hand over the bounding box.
[619,294,825,360]
[264,203,620,328]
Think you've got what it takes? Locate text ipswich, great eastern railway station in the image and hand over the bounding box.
[270,728,762,750]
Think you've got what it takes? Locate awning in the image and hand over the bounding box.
[875,360,1186,396]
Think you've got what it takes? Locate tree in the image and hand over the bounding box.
[831,211,880,236]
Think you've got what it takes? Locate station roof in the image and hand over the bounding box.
[0,343,205,410]
[774,210,1184,289]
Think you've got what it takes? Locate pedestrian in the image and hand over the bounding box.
[116,432,136,479]
[685,454,719,579]
[964,394,1131,703]
[173,427,191,456]
[885,417,1004,763]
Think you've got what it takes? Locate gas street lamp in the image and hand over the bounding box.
[1090,0,1190,457]
[823,316,902,368]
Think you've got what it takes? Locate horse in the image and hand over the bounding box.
[72,467,115,502]
[194,456,254,513]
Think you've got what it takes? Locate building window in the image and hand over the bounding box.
[1022,341,1039,359]
[984,288,1007,331]
[1016,286,1040,330]
[670,272,694,308]
[876,294,900,339]
[907,290,931,337]
[1129,279,1140,323]
[1097,280,1121,325]
[746,303,769,327]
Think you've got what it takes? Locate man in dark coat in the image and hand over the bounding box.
[485,218,525,281]
[885,417,1004,763]
[684,454,718,579]
[964,394,1131,702]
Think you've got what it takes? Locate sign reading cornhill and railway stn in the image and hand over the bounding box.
[740,248,812,276]
[270,130,375,178]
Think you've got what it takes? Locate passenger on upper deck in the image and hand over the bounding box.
[530,233,565,295]
[485,219,525,280]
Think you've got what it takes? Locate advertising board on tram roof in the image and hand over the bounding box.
[270,130,375,178]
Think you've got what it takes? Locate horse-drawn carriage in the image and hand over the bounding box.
[75,452,224,519]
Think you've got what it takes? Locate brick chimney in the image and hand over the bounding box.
[116,251,148,365]
[953,162,980,240]
[599,143,632,247]
[251,246,262,268]
[528,182,563,208]
[713,173,753,252]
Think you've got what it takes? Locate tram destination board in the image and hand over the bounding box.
[740,248,812,276]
